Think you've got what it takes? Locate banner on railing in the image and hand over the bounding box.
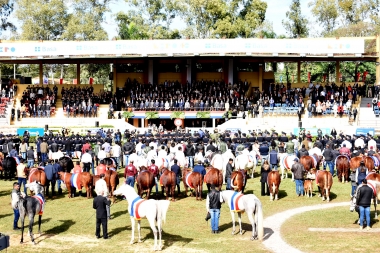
[17,128,44,136]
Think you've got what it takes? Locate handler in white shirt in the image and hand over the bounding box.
[95,174,111,219]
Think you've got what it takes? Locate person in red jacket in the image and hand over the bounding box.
[124,161,137,187]
[339,143,351,157]
[149,159,159,194]
[72,161,82,174]
[96,160,107,176]
[82,141,91,154]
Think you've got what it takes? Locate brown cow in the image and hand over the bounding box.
[304,179,313,198]
[136,167,155,199]
[159,168,176,201]
[182,169,203,200]
[267,170,281,201]
[58,171,93,198]
[230,169,247,193]
[316,170,333,202]
[336,155,350,183]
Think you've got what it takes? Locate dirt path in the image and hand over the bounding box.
[262,202,350,253]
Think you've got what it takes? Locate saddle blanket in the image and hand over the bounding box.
[370,156,380,167]
[130,196,146,220]
[32,193,45,215]
[230,191,244,212]
[70,173,82,190]
[185,172,194,189]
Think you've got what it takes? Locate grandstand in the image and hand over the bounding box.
[0,37,379,133]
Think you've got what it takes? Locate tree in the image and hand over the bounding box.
[15,0,68,40]
[282,0,308,38]
[308,0,338,35]
[0,0,15,35]
[61,0,110,41]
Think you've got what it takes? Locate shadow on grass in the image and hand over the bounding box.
[263,227,274,240]
[109,225,130,236]
[0,190,12,197]
[44,219,76,234]
[329,192,337,201]
[218,222,255,235]
[278,190,288,199]
[0,213,12,219]
[141,228,193,248]
[112,209,128,219]
[41,218,52,224]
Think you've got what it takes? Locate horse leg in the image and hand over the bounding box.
[238,212,243,235]
[38,215,42,235]
[20,216,25,244]
[137,220,142,243]
[130,217,135,244]
[246,211,257,240]
[28,214,36,245]
[171,185,175,201]
[230,211,236,234]
[148,218,158,250]
[275,186,279,200]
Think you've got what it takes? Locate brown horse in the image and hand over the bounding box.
[204,167,223,192]
[230,169,247,193]
[304,179,313,198]
[159,168,176,201]
[267,170,281,201]
[182,169,203,200]
[350,156,375,171]
[26,167,47,194]
[366,172,380,182]
[58,171,93,198]
[336,155,350,183]
[0,152,4,178]
[316,170,333,202]
[300,154,321,171]
[93,170,120,202]
[136,167,155,199]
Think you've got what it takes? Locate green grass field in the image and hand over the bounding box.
[0,170,376,253]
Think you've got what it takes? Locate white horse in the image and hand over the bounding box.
[235,151,257,178]
[220,190,264,240]
[114,184,170,251]
[279,153,298,180]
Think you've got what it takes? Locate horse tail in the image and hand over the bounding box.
[157,200,170,225]
[254,198,264,240]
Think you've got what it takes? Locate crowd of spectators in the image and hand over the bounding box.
[18,85,57,118]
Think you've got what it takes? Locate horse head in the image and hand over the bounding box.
[26,180,44,195]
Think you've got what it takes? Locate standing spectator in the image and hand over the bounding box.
[170,159,182,195]
[95,173,111,220]
[259,141,269,161]
[260,160,270,196]
[16,159,27,196]
[350,168,357,197]
[269,148,278,170]
[96,160,107,176]
[53,159,63,195]
[356,179,374,230]
[149,159,159,195]
[193,160,206,177]
[185,141,195,168]
[225,158,234,190]
[94,141,101,166]
[44,160,57,197]
[72,161,82,174]
[122,140,134,167]
[124,161,137,187]
[291,158,305,196]
[322,144,334,176]
[93,187,111,239]
[40,139,48,163]
[20,140,28,160]
[27,146,35,168]
[97,147,107,162]
[81,149,93,173]
[11,182,22,230]
[205,184,223,234]
[355,161,368,185]
[111,142,121,169]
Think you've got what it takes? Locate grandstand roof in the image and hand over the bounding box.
[0,37,376,63]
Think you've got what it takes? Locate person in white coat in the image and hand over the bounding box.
[95,173,111,219]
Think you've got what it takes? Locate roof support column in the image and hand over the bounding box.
[335,61,340,84]
[297,61,301,83]
[376,35,380,85]
[112,63,117,93]
[258,64,263,91]
[228,59,233,85]
[148,60,153,84]
[187,58,192,84]
[76,63,80,85]
[39,62,43,85]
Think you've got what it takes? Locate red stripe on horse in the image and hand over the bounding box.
[234,194,244,212]
[135,199,146,220]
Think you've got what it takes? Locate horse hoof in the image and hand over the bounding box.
[138,240,142,243]
[251,236,258,240]
[130,241,134,245]
[20,241,23,244]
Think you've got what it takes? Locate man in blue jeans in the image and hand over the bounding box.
[322,144,334,176]
[356,179,374,230]
[291,158,305,196]
[11,182,22,230]
[206,184,223,234]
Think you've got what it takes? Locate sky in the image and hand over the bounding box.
[6,0,316,40]
[103,0,316,39]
